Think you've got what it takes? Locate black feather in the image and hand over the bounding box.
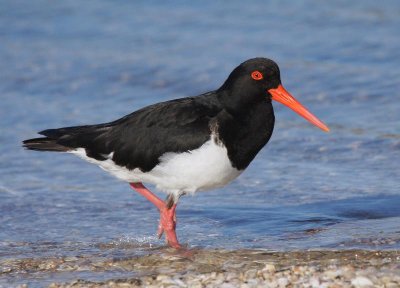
[22,92,223,170]
[22,58,280,171]
[22,137,70,152]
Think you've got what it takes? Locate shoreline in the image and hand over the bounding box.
[1,249,399,287]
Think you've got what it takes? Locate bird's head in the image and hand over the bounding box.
[218,58,329,132]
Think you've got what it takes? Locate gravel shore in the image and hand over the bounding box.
[2,249,399,287]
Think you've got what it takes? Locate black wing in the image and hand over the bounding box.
[24,93,223,172]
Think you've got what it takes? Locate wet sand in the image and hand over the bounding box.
[2,249,399,287]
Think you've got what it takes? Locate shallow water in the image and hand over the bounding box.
[1,0,400,286]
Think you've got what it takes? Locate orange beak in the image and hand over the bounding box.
[268,85,330,132]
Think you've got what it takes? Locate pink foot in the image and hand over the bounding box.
[130,182,181,249]
[157,204,180,248]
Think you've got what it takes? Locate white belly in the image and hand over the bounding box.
[71,136,242,197]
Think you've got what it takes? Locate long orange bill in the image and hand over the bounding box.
[268,84,330,132]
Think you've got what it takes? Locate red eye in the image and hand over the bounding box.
[251,70,263,80]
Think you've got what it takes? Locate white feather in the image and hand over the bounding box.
[70,135,242,198]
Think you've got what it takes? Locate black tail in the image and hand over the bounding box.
[22,137,71,152]
[22,124,112,153]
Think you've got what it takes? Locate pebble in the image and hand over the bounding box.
[351,276,374,287]
[277,277,289,287]
[262,263,276,273]
[309,276,320,287]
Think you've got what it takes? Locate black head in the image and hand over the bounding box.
[218,58,282,114]
[218,57,330,131]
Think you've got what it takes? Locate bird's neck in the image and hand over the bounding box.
[215,101,275,170]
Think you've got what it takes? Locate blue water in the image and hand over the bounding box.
[1,0,400,282]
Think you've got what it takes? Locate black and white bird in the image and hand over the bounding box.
[23,58,329,248]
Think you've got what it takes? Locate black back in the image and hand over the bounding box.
[24,58,281,171]
[40,93,222,172]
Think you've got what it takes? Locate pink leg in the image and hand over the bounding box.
[129,182,180,248]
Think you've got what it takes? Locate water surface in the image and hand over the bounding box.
[0,0,400,286]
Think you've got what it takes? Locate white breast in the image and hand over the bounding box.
[71,135,242,198]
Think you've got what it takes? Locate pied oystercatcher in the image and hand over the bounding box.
[23,58,329,248]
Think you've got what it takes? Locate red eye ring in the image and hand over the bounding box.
[251,70,263,80]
